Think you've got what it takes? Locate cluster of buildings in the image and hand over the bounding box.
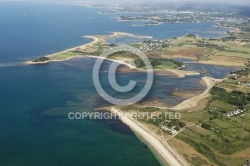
[161,124,178,135]
[234,80,250,88]
[227,109,245,117]
[229,68,250,87]
[229,68,248,79]
[229,73,239,80]
[139,40,171,51]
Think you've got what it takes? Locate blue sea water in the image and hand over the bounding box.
[0,1,230,63]
[0,1,240,166]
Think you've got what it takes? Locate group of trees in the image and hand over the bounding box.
[221,36,237,42]
[197,42,225,51]
[134,58,183,68]
[165,119,186,128]
[211,87,250,108]
[186,33,197,38]
[229,91,250,108]
[201,123,212,130]
[33,56,50,62]
[231,68,250,77]
[151,114,186,132]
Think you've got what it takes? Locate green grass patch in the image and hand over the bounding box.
[181,111,212,124]
[225,46,250,54]
[209,100,237,112]
[48,51,80,60]
[120,106,139,112]
[139,107,160,112]
[207,119,233,129]
[190,155,211,166]
[177,133,225,166]
[109,51,138,60]
[154,61,179,69]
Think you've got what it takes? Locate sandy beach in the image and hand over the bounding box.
[143,76,225,111]
[85,55,136,69]
[171,77,224,110]
[112,32,153,39]
[23,32,152,65]
[24,53,200,79]
[110,107,188,166]
[107,77,223,165]
[163,69,200,78]
[22,31,235,166]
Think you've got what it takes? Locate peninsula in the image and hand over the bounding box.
[26,22,250,166]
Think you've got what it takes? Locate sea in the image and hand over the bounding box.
[0,1,241,166]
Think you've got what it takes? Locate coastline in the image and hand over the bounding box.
[24,54,201,79]
[2,0,250,164]
[105,77,225,166]
[89,56,202,77]
[110,107,189,166]
[23,30,246,76]
[171,77,224,110]
[22,31,247,166]
[160,69,200,78]
[23,55,84,65]
[185,61,246,67]
[141,76,225,111]
[23,32,152,65]
[85,55,136,69]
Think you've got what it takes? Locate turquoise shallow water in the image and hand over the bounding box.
[0,61,161,166]
[0,2,240,166]
[0,58,237,165]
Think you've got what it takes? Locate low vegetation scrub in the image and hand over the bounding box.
[33,56,50,62]
[134,58,183,69]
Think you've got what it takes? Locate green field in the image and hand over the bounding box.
[173,67,250,166]
[139,107,160,112]
[225,46,250,54]
[48,51,81,60]
[154,61,179,69]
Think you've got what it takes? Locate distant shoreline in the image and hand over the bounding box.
[23,32,152,64]
[24,31,202,78]
[22,30,249,166]
[24,31,247,68]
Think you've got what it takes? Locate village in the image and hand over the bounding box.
[155,119,186,135]
[229,67,250,87]
[227,109,245,117]
[116,9,243,26]
[139,40,173,51]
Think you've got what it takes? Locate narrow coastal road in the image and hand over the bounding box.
[111,107,189,166]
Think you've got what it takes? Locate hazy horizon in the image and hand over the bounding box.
[1,0,250,6]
